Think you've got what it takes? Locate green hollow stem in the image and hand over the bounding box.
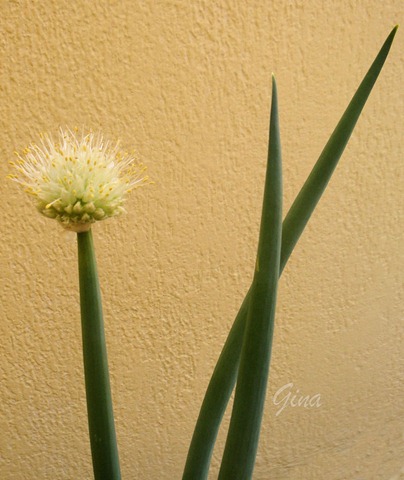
[77,230,121,480]
[182,25,397,480]
[218,76,282,479]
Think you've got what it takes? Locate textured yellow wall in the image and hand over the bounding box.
[0,1,403,479]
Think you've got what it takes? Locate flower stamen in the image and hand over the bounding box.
[10,128,149,231]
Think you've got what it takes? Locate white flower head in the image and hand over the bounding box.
[9,128,149,231]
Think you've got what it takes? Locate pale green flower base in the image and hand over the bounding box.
[66,222,92,232]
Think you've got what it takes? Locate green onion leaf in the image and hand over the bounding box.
[182,26,397,480]
[218,75,282,479]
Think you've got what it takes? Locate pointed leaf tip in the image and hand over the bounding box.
[387,24,399,42]
[271,75,277,96]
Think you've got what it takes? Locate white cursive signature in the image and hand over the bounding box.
[272,383,322,416]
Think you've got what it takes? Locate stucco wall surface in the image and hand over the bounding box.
[0,1,403,479]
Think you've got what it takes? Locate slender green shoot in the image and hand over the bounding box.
[182,25,398,480]
[218,75,282,479]
[77,230,121,480]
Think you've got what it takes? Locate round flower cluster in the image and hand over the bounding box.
[9,128,149,231]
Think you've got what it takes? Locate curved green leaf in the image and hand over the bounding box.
[182,26,397,480]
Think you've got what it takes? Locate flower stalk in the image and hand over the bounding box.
[77,229,121,480]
